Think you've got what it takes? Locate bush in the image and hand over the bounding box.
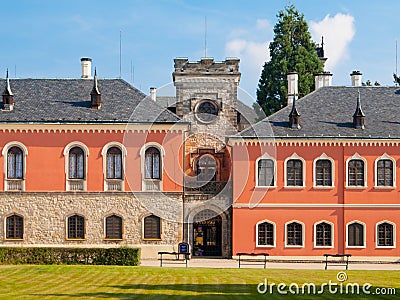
[0,247,140,266]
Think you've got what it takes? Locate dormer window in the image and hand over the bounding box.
[288,96,300,129]
[90,68,101,110]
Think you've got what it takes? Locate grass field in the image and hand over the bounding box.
[0,265,399,299]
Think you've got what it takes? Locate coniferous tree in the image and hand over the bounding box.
[256,5,323,116]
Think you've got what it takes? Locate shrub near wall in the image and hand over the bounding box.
[0,247,140,266]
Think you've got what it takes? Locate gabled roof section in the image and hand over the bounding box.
[0,78,180,123]
[239,86,400,139]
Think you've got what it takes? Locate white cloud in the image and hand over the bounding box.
[310,13,355,70]
[225,19,272,97]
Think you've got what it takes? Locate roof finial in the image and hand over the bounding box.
[353,89,365,129]
[4,69,13,96]
[90,67,101,110]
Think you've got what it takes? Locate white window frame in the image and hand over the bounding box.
[345,153,367,189]
[140,142,165,191]
[284,220,305,248]
[101,142,127,191]
[255,219,276,247]
[313,220,334,249]
[313,153,335,188]
[255,153,277,188]
[375,220,396,249]
[346,220,366,249]
[2,141,28,191]
[63,142,89,191]
[284,153,306,189]
[374,153,396,189]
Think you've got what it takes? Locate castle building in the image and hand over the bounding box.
[1,55,399,260]
[231,71,400,258]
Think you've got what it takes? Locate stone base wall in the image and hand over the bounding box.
[0,192,183,259]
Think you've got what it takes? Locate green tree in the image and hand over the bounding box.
[256,5,323,116]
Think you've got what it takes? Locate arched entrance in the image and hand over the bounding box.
[192,209,222,256]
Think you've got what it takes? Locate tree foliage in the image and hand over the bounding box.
[256,5,323,116]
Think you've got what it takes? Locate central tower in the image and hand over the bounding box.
[173,57,241,258]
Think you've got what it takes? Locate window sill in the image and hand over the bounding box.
[4,238,24,241]
[284,245,304,248]
[255,185,277,189]
[346,246,366,249]
[314,245,334,249]
[255,245,275,248]
[142,238,162,241]
[376,245,396,249]
[313,186,334,190]
[373,186,395,190]
[345,186,367,190]
[283,186,305,190]
[104,238,124,241]
[66,238,86,241]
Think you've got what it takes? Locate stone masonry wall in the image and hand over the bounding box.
[0,192,182,252]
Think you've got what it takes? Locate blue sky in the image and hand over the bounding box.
[1,0,399,103]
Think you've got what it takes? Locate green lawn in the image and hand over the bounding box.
[0,265,399,299]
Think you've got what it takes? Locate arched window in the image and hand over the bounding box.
[377,159,393,187]
[315,160,332,186]
[377,222,394,247]
[257,159,274,187]
[197,155,217,181]
[69,147,85,179]
[347,222,364,247]
[67,215,85,239]
[286,159,303,186]
[286,221,303,246]
[7,147,23,179]
[143,215,161,239]
[105,215,123,239]
[106,147,122,179]
[145,147,161,179]
[6,214,23,239]
[257,221,274,246]
[348,159,365,186]
[315,222,332,247]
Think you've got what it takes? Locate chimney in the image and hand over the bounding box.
[150,87,157,101]
[81,57,92,79]
[2,69,14,111]
[350,71,362,87]
[287,72,298,106]
[315,72,332,90]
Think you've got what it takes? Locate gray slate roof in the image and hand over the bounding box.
[239,86,400,139]
[0,79,180,123]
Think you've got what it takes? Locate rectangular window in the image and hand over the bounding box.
[348,223,364,247]
[316,160,332,186]
[287,159,303,186]
[257,222,274,246]
[286,222,303,246]
[106,215,123,239]
[377,160,393,186]
[348,160,364,186]
[377,223,393,246]
[316,222,332,246]
[258,159,274,186]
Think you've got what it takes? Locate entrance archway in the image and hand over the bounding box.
[192,209,222,256]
